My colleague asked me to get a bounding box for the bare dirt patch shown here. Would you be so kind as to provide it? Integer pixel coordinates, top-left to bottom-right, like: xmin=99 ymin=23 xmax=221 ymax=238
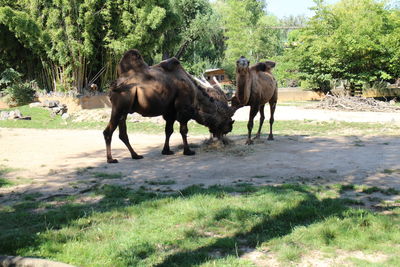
xmin=1 ymin=124 xmax=399 ymax=206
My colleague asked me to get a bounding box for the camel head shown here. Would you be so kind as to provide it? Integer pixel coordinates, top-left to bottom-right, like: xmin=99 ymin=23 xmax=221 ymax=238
xmin=210 ymin=99 xmax=241 ymax=139
xmin=117 ymin=49 xmax=148 ymax=76
xmin=191 ymin=76 xmax=238 ymax=139
xmin=206 ymin=113 xmax=235 ymax=139
xmin=264 ymin=60 xmax=276 ymax=73
xmin=236 ymin=56 xmax=250 ymax=75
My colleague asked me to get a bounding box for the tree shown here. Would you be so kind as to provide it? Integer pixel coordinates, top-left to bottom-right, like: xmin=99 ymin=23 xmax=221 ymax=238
xmin=0 ymin=0 xmax=174 ymax=92
xmin=285 ymin=0 xmax=400 ymax=91
xmin=160 ymin=0 xmax=216 ymax=60
xmin=216 ymin=0 xmax=284 ymax=80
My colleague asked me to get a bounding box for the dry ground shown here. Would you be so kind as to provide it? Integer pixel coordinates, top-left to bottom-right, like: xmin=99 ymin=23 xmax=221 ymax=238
xmin=0 ymin=116 xmax=399 ymax=205
xmin=1 ymin=106 xmax=400 ymax=266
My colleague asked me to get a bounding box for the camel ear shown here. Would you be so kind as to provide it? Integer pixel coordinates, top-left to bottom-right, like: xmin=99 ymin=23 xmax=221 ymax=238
xmin=160 ymin=57 xmax=181 ymax=72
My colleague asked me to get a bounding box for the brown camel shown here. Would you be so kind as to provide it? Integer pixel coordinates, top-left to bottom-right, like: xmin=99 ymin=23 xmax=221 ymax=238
xmin=103 ymin=49 xmax=235 ymax=163
xmin=193 ymin=77 xmax=236 ymax=140
xmin=233 ymin=56 xmax=278 ymax=145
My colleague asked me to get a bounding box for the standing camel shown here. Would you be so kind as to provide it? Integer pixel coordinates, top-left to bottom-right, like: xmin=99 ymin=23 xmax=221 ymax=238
xmin=103 ymin=49 xmax=235 ymax=163
xmin=233 ymin=56 xmax=278 ymax=145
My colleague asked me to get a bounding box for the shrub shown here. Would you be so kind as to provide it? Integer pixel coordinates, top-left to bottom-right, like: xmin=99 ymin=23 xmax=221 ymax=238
xmin=0 ymin=68 xmax=36 ymax=106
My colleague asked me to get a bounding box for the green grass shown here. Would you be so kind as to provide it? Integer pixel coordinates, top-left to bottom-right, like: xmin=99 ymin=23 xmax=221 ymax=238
xmin=92 ymin=172 xmax=124 ymax=179
xmin=1 ymin=105 xmax=400 ymax=136
xmin=359 ymin=186 xmax=400 ymax=195
xmin=145 ymin=180 xmax=177 ymax=186
xmin=0 ymin=184 xmax=399 ymax=266
xmin=383 ymin=169 xmax=400 ymax=174
xmin=0 ymin=165 xmax=18 ymax=188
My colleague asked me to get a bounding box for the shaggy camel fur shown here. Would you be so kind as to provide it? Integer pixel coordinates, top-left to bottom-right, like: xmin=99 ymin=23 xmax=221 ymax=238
xmin=194 ymin=77 xmax=237 ymax=140
xmin=233 ymin=56 xmax=278 ymax=145
xmin=103 ymin=49 xmax=235 ymax=163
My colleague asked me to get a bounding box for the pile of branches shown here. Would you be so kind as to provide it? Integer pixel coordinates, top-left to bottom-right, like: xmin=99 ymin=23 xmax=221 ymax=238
xmin=312 ymin=94 xmax=400 ymax=112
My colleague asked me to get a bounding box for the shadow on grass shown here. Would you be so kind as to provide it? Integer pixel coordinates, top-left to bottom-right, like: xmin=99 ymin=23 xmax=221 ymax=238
xmin=0 ymin=184 xmax=156 ymax=254
xmin=0 ymin=183 xmax=348 ymax=265
xmin=1 ymin=132 xmax=399 ymax=266
xmin=151 ymin=185 xmax=348 ymax=267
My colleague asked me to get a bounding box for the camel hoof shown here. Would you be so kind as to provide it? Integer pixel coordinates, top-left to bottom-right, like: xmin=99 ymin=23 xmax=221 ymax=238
xmin=267 ymin=135 xmax=274 ymax=141
xmin=132 ymin=154 xmax=144 ymax=160
xmin=107 ymin=159 xmax=119 ymax=164
xmin=162 ymin=150 xmax=174 ymax=155
xmin=245 ymin=139 xmax=254 ymax=145
xmin=184 ymin=150 xmax=196 ymax=156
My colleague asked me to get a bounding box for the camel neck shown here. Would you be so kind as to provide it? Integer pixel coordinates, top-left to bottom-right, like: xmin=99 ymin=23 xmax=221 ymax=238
xmin=236 ymin=73 xmax=249 ymax=93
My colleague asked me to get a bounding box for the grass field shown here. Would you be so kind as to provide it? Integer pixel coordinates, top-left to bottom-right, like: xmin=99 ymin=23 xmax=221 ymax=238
xmin=1 ymin=105 xmax=400 ymax=136
xmin=1 ymin=105 xmax=400 ymax=266
xmin=0 ymin=183 xmax=399 ymax=266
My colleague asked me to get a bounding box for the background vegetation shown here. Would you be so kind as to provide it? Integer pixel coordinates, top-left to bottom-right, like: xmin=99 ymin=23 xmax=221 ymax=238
xmin=0 ymin=0 xmax=399 ymax=94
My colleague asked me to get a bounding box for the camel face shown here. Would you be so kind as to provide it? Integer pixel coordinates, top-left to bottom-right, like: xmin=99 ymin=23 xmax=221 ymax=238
xmin=236 ymin=56 xmax=250 ymax=75
xmin=221 ymin=119 xmax=235 ymax=135
xmin=209 ymin=118 xmax=234 ymax=139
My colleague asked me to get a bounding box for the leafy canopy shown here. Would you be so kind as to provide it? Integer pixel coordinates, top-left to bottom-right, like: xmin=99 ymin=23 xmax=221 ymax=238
xmin=285 ymin=0 xmax=400 ymax=90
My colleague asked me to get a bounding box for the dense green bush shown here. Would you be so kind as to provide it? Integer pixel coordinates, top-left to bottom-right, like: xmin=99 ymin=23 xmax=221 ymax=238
xmin=281 ymin=0 xmax=400 ymax=91
xmin=0 ymin=68 xmax=36 ymax=106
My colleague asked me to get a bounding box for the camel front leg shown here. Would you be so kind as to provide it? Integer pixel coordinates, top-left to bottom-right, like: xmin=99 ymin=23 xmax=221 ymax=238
xmin=162 ymin=118 xmax=175 ymax=155
xmin=180 ymin=122 xmax=195 ymax=155
xmin=103 ymin=109 xmax=122 ymax=163
xmin=254 ymin=104 xmax=265 ymax=139
xmin=268 ymin=99 xmax=277 ymax=140
xmin=246 ymin=105 xmax=259 ymax=145
xmin=118 ymin=115 xmax=143 ymax=159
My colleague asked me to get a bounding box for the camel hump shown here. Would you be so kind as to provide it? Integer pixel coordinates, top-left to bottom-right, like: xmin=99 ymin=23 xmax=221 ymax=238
xmin=117 ymin=49 xmax=146 ymax=76
xmin=264 ymin=60 xmax=276 ymax=70
xmin=254 ymin=62 xmax=267 ymax=72
xmin=253 ymin=61 xmax=276 ymax=72
xmin=159 ymin=57 xmax=181 ymax=72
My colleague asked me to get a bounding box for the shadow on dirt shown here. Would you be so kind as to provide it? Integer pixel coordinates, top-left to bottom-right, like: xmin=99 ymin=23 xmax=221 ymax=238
xmin=0 ymin=134 xmax=399 ymax=265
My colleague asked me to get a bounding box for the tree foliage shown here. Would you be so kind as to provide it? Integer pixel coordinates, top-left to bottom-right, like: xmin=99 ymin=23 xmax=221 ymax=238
xmin=0 ymin=0 xmax=224 ymax=91
xmin=285 ymin=0 xmax=400 ymax=91
xmin=2 ymin=0 xmax=398 ymax=95
xmin=0 ymin=68 xmax=36 ymax=106
xmin=216 ymin=0 xmax=286 ymax=80
xmin=0 ymin=0 xmax=175 ymax=92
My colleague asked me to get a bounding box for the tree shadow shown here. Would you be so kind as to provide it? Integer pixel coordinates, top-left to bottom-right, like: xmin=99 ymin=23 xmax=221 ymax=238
xmin=120 ymin=185 xmax=350 ymax=267
xmin=1 ymin=132 xmax=399 ymax=265
xmin=0 ymin=183 xmax=348 ymax=265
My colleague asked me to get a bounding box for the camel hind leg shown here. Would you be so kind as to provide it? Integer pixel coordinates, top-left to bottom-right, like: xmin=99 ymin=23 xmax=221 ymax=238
xmin=254 ymin=104 xmax=265 ymax=139
xmin=103 ymin=109 xmax=122 ymax=163
xmin=118 ymin=114 xmax=143 ymax=159
xmin=180 ymin=121 xmax=195 ymax=155
xmin=246 ymin=105 xmax=259 ymax=145
xmin=268 ymin=93 xmax=277 ymax=141
xmin=162 ymin=114 xmax=176 ymax=155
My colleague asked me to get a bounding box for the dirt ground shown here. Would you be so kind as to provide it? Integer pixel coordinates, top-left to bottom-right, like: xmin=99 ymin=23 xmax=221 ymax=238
xmin=1 ymin=106 xmax=400 ymax=205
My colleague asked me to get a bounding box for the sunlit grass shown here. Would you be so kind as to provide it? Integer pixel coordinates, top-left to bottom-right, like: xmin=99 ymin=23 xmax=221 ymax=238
xmin=1 ymin=105 xmax=400 ymax=136
xmin=1 ymin=184 xmax=399 ymax=266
